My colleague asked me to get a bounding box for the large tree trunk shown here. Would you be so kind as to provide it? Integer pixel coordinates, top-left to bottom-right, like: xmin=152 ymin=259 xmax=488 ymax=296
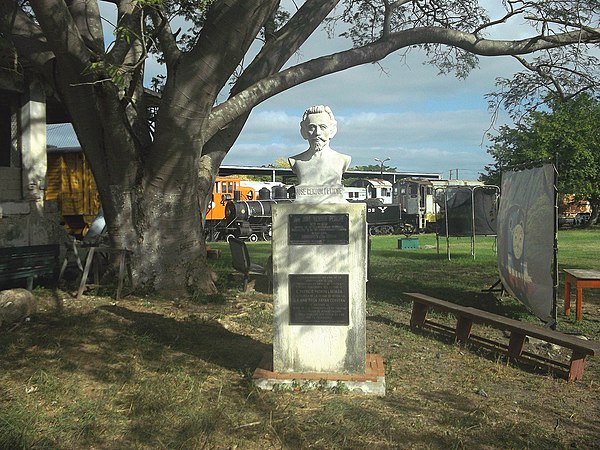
xmin=90 ymin=135 xmax=217 ymax=297
xmin=92 ymin=110 xmax=218 ymax=297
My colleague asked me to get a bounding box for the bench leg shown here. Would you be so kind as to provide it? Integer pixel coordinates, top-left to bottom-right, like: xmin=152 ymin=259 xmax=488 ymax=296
xmin=508 ymin=332 xmax=526 ymax=358
xmin=59 ymin=256 xmax=69 ymax=282
xmin=568 ymin=351 xmax=587 ymax=381
xmin=410 ymin=302 xmax=428 ymax=329
xmin=455 ymin=316 xmax=473 ymax=341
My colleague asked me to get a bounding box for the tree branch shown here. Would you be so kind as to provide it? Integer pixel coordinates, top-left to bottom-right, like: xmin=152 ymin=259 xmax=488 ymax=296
xmin=147 ymin=5 xmax=181 ymax=69
xmin=208 ymin=25 xmax=600 ymax=137
xmin=513 ymin=54 xmax=566 ymax=100
xmin=106 ymin=0 xmax=143 ymax=67
xmin=383 ymin=0 xmax=412 ymax=37
xmin=29 ymin=0 xmax=92 ymax=69
xmin=184 ymin=1 xmax=280 ymax=90
xmin=66 ymin=0 xmax=104 ymax=54
xmin=200 ymin=0 xmax=340 ymax=171
xmin=0 ymin=0 xmax=55 ymax=69
xmin=231 ymin=0 xmax=340 ymax=96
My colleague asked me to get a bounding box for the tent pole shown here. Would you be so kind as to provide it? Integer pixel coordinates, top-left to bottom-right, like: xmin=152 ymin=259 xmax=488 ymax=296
xmin=471 ymin=186 xmax=476 ymax=259
xmin=552 ymin=163 xmax=559 ymax=328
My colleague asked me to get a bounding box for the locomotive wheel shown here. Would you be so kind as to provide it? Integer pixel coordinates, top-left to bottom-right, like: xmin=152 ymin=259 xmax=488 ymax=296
xmin=248 ymin=233 xmax=259 ymax=242
xmin=262 ymin=232 xmax=271 ymax=241
xmin=368 ymin=226 xmax=378 ymax=236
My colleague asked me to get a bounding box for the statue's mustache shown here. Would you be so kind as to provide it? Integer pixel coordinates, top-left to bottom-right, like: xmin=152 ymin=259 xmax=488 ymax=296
xmin=311 ymin=139 xmax=325 ymax=151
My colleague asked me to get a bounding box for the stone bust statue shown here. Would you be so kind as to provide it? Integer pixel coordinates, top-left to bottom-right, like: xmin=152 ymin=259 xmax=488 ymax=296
xmin=288 ymin=105 xmax=351 ymax=187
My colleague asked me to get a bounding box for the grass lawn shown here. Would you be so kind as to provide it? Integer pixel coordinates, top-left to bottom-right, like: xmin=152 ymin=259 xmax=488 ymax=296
xmin=1 ymin=229 xmax=599 ymax=449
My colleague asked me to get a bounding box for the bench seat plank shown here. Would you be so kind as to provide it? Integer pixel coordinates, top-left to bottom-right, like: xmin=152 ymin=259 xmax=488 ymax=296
xmin=404 ymin=292 xmax=600 ymax=381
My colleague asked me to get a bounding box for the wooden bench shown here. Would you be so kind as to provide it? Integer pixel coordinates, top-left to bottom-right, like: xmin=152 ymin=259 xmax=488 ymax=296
xmin=405 ymin=292 xmax=600 ymax=381
xmin=0 ymin=245 xmax=60 ymax=290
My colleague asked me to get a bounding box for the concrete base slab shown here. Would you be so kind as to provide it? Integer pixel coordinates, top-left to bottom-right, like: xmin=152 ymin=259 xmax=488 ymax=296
xmin=253 ymin=353 xmax=385 ymax=396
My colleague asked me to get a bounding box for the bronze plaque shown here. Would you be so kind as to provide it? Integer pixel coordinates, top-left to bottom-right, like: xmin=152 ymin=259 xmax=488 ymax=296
xmin=288 ymin=214 xmax=349 ymax=245
xmin=289 ymin=274 xmax=349 ymax=325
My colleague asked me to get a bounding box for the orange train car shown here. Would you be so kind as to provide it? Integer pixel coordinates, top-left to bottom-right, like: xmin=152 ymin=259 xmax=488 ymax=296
xmin=206 ymin=176 xmax=256 ymax=224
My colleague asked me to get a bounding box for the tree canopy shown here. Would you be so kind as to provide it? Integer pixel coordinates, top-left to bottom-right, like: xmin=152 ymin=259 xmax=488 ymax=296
xmin=351 ymin=164 xmax=397 ymax=173
xmin=1 ymin=0 xmax=599 ymax=296
xmin=482 ymin=94 xmax=600 ymax=225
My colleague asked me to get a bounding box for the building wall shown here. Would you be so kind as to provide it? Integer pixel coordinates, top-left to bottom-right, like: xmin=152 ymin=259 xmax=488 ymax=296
xmin=0 ymin=82 xmax=69 ymax=247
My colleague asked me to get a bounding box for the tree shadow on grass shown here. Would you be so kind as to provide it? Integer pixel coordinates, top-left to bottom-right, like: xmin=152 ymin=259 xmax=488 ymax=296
xmin=98 ymin=305 xmax=270 ymax=372
xmin=1 ymin=303 xmax=270 ymax=383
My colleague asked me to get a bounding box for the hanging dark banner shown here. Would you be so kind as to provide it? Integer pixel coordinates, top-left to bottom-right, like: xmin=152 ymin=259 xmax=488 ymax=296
xmin=497 ymin=165 xmax=555 ymax=323
xmin=438 ymin=186 xmax=498 ymax=237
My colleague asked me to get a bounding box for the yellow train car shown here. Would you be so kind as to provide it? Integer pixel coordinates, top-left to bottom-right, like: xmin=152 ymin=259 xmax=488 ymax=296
xmin=46 ymin=147 xmax=101 ymax=238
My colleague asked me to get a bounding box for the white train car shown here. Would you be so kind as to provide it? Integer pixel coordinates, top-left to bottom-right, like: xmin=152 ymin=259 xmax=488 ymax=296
xmin=350 ymin=179 xmax=393 ymax=204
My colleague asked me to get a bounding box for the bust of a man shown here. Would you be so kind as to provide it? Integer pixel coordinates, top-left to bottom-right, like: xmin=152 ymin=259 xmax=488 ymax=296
xmin=289 ymin=105 xmax=351 ymax=186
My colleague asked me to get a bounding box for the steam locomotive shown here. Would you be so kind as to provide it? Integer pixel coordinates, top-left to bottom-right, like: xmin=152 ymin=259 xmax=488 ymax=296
xmin=210 ymin=197 xmax=411 ymax=241
xmin=208 ymin=177 xmax=492 ymax=241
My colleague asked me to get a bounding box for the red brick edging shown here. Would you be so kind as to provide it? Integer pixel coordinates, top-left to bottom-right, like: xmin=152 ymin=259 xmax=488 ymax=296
xmin=253 ymin=354 xmax=384 ymax=382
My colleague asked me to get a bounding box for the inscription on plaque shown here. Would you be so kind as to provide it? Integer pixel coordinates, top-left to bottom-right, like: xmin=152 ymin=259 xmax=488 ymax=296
xmin=289 ymin=274 xmax=349 ymax=325
xmin=288 ymin=214 xmax=349 ymax=245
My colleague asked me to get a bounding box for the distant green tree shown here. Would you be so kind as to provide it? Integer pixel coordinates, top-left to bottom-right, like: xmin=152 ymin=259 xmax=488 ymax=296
xmin=482 ymin=94 xmax=600 ymax=226
xmin=351 ymin=164 xmax=397 ymax=173
xmin=258 ymin=157 xmax=295 ymax=184
xmin=344 ymin=164 xmax=398 ymax=186
xmin=269 ymin=157 xmax=291 ymax=169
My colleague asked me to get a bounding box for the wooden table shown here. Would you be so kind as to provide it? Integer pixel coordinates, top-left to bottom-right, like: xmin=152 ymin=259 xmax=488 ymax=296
xmin=564 ymin=269 xmax=600 ymax=321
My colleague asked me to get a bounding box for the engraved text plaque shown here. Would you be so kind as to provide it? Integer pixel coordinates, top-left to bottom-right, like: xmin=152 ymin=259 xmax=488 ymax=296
xmin=288 ymin=214 xmax=349 ymax=245
xmin=289 ymin=274 xmax=349 ymax=325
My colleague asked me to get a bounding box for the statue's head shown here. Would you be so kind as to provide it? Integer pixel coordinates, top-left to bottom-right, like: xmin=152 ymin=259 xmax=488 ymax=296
xmin=300 ymin=105 xmax=337 ymax=150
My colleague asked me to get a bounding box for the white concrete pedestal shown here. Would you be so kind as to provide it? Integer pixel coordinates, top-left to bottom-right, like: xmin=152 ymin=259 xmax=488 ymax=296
xmin=271 ymin=202 xmax=367 ymax=374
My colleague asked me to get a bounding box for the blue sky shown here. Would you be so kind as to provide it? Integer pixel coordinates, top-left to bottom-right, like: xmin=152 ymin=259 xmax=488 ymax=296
xmin=47 ymin=1 xmax=527 ymax=180
xmin=223 ymin=46 xmax=521 ymax=179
